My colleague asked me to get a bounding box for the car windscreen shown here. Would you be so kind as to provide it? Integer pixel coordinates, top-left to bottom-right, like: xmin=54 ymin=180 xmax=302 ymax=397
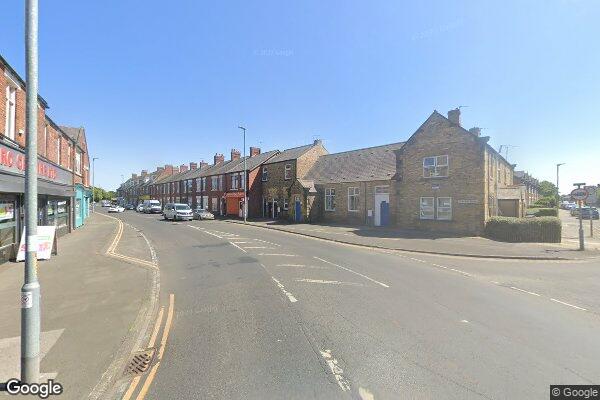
xmin=175 ymin=205 xmax=190 ymax=210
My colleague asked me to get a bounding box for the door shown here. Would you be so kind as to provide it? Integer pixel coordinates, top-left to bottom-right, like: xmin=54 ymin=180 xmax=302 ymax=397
xmin=380 ymin=201 xmax=390 ymax=226
xmin=374 ymin=193 xmax=390 ymax=226
xmin=295 ymin=198 xmax=302 ymax=222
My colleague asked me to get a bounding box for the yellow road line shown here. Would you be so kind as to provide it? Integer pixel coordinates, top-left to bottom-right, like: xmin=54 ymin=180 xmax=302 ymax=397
xmin=134 ymin=362 xmax=160 ymax=400
xmin=158 ymin=294 xmax=175 ymax=360
xmin=148 ymin=307 xmax=165 ymax=348
xmin=121 ymin=376 xmax=141 ymax=400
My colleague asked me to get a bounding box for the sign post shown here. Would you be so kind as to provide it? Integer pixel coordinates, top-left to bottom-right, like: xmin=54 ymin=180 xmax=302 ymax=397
xmin=571 ymin=184 xmax=588 ymax=251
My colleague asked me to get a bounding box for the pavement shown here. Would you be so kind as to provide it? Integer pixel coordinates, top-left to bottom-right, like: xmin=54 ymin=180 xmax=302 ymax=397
xmin=221 ymin=216 xmax=600 ymax=260
xmin=105 ymin=209 xmax=600 ymax=400
xmin=0 ymin=212 xmax=158 ymax=400
xmin=559 ymin=209 xmax=600 ymax=251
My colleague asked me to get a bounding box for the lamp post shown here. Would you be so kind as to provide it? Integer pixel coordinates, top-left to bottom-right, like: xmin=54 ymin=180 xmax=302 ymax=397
xmin=92 ymin=157 xmax=99 ymax=212
xmin=238 ymin=126 xmax=247 ymax=223
xmin=22 ymin=0 xmax=40 ymax=383
xmin=556 ymin=163 xmax=564 ymax=213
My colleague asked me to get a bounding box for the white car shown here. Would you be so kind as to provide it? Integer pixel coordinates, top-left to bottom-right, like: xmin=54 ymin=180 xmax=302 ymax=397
xmin=136 ymin=204 xmax=145 ymax=212
xmin=108 ymin=205 xmax=125 ymax=213
xmin=193 ymin=207 xmax=215 ymax=220
xmin=163 ymin=203 xmax=193 ymax=221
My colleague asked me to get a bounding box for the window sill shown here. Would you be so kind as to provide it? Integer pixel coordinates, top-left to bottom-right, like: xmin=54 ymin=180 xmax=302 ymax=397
xmin=421 ymin=176 xmax=449 ymax=180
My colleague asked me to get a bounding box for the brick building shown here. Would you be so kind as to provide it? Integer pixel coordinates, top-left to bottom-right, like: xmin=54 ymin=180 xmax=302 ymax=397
xmin=513 ymin=171 xmax=540 ymax=206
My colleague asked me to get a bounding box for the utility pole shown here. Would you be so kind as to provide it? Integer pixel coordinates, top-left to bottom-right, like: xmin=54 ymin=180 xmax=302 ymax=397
xmin=238 ymin=126 xmax=247 ymax=223
xmin=92 ymin=157 xmax=99 ymax=212
xmin=22 ymin=0 xmax=40 ymax=383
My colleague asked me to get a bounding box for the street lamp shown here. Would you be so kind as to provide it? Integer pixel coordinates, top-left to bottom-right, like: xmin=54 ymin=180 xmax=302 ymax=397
xmin=92 ymin=157 xmax=99 ymax=212
xmin=238 ymin=126 xmax=247 ymax=223
xmin=556 ymin=163 xmax=564 ymax=213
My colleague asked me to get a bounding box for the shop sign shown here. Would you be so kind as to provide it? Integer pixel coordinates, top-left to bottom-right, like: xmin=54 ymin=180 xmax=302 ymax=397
xmin=0 ymin=141 xmax=71 ymax=185
xmin=16 ymin=226 xmax=57 ymax=261
xmin=0 ymin=202 xmax=14 ymax=221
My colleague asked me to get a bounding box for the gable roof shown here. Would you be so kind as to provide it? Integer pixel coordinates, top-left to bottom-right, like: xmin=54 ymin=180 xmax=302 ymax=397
xmin=227 ymin=150 xmax=279 ymax=173
xmin=264 ymin=142 xmax=321 ymax=164
xmin=305 ymin=142 xmax=404 ymax=184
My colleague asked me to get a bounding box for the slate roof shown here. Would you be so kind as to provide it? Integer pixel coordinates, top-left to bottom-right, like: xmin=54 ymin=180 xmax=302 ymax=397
xmin=305 ymin=142 xmax=404 ymax=184
xmin=264 ymin=143 xmax=318 ymax=164
xmin=227 ymin=150 xmax=279 ymax=173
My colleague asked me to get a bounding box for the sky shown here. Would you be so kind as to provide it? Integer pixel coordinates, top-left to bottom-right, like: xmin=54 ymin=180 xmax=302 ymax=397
xmin=1 ymin=0 xmax=598 ymax=193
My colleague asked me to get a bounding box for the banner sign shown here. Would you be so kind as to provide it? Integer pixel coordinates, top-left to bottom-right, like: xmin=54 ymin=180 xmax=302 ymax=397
xmin=16 ymin=226 xmax=57 ymax=261
xmin=0 ymin=141 xmax=72 ymax=185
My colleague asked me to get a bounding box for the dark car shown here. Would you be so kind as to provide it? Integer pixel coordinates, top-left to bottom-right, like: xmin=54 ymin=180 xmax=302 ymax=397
xmin=125 ymin=204 xmax=135 ymax=210
xmin=580 ymin=207 xmax=599 ymax=220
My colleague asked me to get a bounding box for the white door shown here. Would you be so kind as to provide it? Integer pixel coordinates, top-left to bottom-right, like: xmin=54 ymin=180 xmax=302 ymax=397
xmin=374 ymin=186 xmax=390 ymax=227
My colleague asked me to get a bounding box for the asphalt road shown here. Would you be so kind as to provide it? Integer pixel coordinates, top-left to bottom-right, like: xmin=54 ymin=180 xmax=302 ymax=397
xmin=111 ymin=210 xmax=600 ymax=400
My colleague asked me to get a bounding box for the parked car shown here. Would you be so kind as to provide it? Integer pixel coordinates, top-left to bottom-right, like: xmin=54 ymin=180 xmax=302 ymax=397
xmin=193 ymin=207 xmax=215 ymax=220
xmin=108 ymin=205 xmax=125 ymax=213
xmin=125 ymin=204 xmax=135 ymax=210
xmin=163 ymin=203 xmax=193 ymax=221
xmin=136 ymin=204 xmax=145 ymax=212
xmin=142 ymin=199 xmax=162 ymax=214
xmin=101 ymin=200 xmax=111 ymax=207
xmin=580 ymin=207 xmax=599 ymax=220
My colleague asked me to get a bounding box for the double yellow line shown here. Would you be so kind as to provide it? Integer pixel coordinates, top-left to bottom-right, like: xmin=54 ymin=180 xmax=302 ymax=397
xmin=122 ymin=293 xmax=175 ymax=400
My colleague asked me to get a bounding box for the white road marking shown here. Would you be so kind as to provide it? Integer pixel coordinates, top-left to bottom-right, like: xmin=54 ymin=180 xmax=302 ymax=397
xmin=550 ymin=298 xmax=587 ymax=311
xmin=230 ymin=241 xmax=252 ymax=244
xmin=449 ymin=268 xmax=472 ymax=277
xmin=254 ymin=239 xmax=281 ymax=246
xmin=461 ymin=320 xmax=469 ymax=323
xmin=295 ymin=278 xmax=363 ymax=286
xmin=242 ymin=246 xmax=275 ymax=249
xmin=510 ymin=286 xmax=541 ymax=296
xmin=258 ymin=253 xmax=298 ymax=257
xmin=491 ymin=281 xmax=501 ymax=285
xmin=187 ymin=225 xmax=224 ymax=239
xmin=228 ymin=241 xmax=247 ymax=253
xmin=431 ymin=263 xmax=448 ymax=269
xmin=320 ymin=349 xmax=351 ymax=392
xmin=314 ymin=256 xmax=389 ymax=288
xmin=275 ymin=264 xmax=327 ymax=269
xmin=271 ymin=277 xmax=298 ymax=303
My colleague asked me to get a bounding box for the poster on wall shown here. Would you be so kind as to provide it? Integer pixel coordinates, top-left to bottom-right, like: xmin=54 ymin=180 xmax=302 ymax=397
xmin=16 ymin=226 xmax=57 ymax=262
xmin=0 ymin=202 xmax=14 ymax=221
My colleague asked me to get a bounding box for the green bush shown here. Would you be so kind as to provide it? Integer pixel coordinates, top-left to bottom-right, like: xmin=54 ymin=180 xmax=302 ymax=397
xmin=532 ymin=196 xmax=556 ymax=208
xmin=485 ymin=216 xmax=561 ymax=243
xmin=527 ymin=207 xmax=557 ymax=217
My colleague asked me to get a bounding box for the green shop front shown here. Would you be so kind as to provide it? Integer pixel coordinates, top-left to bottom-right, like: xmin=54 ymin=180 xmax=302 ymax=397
xmin=0 ymin=140 xmax=74 ymax=264
xmin=74 ymin=183 xmax=92 ymax=228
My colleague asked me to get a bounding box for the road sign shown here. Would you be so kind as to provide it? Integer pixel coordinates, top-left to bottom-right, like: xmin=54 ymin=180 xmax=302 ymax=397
xmin=571 ymin=188 xmax=589 ymax=201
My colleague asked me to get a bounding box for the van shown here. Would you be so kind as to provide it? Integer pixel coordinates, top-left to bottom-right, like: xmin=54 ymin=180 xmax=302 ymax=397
xmin=143 ymin=199 xmax=162 ymax=214
xmin=163 ymin=203 xmax=193 ymax=221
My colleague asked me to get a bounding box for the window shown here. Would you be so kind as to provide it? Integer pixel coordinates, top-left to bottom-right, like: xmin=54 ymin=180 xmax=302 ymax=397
xmin=325 ymin=188 xmax=335 ymax=211
xmin=201 ymin=177 xmax=206 ymax=191
xmin=67 ymin=145 xmax=72 ymax=170
xmin=262 ymin=166 xmax=268 ymax=181
xmin=348 ymin=187 xmax=359 ymax=211
xmin=283 ymin=198 xmax=289 ymax=210
xmin=218 ymin=175 xmax=223 ymax=191
xmin=211 ymin=176 xmax=219 ymax=191
xmin=420 ymin=197 xmax=435 ymax=219
xmin=284 ymin=164 xmax=292 ymax=180
xmin=56 ymin=137 xmax=61 ymax=165
xmin=240 ymin=173 xmax=245 ymax=190
xmin=437 ymin=197 xmax=452 ymax=220
xmin=423 ymin=155 xmax=449 ymax=178
xmin=232 ymin=174 xmax=239 ymax=190
xmin=43 ymin=125 xmax=48 ymax=156
xmin=75 ymin=150 xmax=82 ymax=174
xmin=4 ymin=85 xmax=16 ymax=140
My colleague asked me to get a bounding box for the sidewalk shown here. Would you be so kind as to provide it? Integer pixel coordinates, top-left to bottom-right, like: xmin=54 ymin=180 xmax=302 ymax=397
xmin=223 ymin=218 xmax=600 ymax=260
xmin=0 ymin=213 xmax=157 ymax=400
xmin=559 ymin=209 xmax=600 ymax=251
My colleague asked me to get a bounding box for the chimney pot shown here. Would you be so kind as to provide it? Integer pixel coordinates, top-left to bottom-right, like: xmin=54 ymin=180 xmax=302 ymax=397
xmin=190 ymin=162 xmax=198 ymax=170
xmin=231 ymin=148 xmax=241 ymax=161
xmin=448 ymin=108 xmax=461 ymax=126
xmin=180 ymin=164 xmax=189 ymax=173
xmin=313 ymin=139 xmax=322 ymax=145
xmin=214 ymin=153 xmax=224 ymax=165
xmin=250 ymin=147 xmax=261 ymax=157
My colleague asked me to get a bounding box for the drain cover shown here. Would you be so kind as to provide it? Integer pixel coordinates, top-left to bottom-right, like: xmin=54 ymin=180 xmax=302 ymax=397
xmin=123 ymin=349 xmax=155 ymax=376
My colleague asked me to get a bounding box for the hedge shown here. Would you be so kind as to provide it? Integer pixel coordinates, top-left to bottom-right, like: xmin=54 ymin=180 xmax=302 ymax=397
xmin=484 ymin=216 xmax=561 ymax=243
xmin=526 ymin=207 xmax=558 ymax=217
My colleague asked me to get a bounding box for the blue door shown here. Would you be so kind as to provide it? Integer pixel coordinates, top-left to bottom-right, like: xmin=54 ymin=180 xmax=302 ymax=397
xmin=380 ymin=201 xmax=390 ymax=226
xmin=295 ymin=201 xmax=302 ymax=222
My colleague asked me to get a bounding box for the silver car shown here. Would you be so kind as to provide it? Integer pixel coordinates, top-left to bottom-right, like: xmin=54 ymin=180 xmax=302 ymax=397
xmin=193 ymin=207 xmax=215 ymax=220
xmin=163 ymin=203 xmax=193 ymax=221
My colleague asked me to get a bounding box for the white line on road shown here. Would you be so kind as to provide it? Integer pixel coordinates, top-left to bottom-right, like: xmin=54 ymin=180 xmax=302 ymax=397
xmin=258 ymin=253 xmax=298 ymax=257
xmin=295 ymin=278 xmax=363 ymax=286
xmin=254 ymin=239 xmax=281 ymax=246
xmin=242 ymin=246 xmax=275 ymax=249
xmin=314 ymin=256 xmax=390 ymax=288
xmin=229 ymin=241 xmax=247 ymax=253
xmin=271 ymin=277 xmax=298 ymax=303
xmin=320 ymin=349 xmax=350 ymax=392
xmin=275 ymin=264 xmax=327 ymax=269
xmin=550 ymin=298 xmax=587 ymax=311
xmin=510 ymin=286 xmax=541 ymax=296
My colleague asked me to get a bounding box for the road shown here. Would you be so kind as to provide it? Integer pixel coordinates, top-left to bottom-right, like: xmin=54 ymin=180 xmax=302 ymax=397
xmin=109 ymin=210 xmax=600 ymax=400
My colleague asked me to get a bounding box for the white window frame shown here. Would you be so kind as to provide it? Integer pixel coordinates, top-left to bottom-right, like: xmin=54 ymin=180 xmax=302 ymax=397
xmin=211 ymin=176 xmax=218 ymax=191
xmin=262 ymin=166 xmax=268 ymax=181
xmin=347 ymin=187 xmax=359 ymax=212
xmin=284 ymin=164 xmax=292 ymax=180
xmin=283 ymin=198 xmax=289 ymax=211
xmin=436 ymin=197 xmax=452 ymax=220
xmin=43 ymin=124 xmax=48 ymax=156
xmin=240 ymin=172 xmax=245 ymax=190
xmin=423 ymin=155 xmax=449 ymax=178
xmin=4 ymin=85 xmax=17 ymax=141
xmin=67 ymin=145 xmax=72 ymax=170
xmin=56 ymin=136 xmax=61 ymax=164
xmin=75 ymin=150 xmax=82 ymax=175
xmin=232 ymin=174 xmax=238 ymax=190
xmin=420 ymin=197 xmax=435 ymax=220
xmin=325 ymin=188 xmax=335 ymax=211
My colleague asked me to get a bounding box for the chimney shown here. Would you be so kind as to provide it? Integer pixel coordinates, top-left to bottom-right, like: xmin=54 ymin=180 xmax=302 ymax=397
xmin=214 ymin=153 xmax=224 ymax=165
xmin=447 ymin=108 xmax=461 ymax=126
xmin=250 ymin=147 xmax=261 ymax=157
xmin=164 ymin=164 xmax=174 ymax=175
xmin=231 ymin=148 xmax=241 ymax=161
xmin=156 ymin=166 xmax=164 ymax=172
xmin=173 ymin=166 xmax=180 ymax=173
xmin=199 ymin=161 xmax=209 ymax=169
xmin=131 ymin=173 xmax=137 ymax=179
xmin=468 ymin=127 xmax=481 ymax=136
xmin=180 ymin=164 xmax=189 ymax=173
xmin=189 ymin=162 xmax=198 ymax=170
xmin=313 ymin=139 xmax=322 ymax=146
xmin=141 ymin=170 xmax=148 ymax=177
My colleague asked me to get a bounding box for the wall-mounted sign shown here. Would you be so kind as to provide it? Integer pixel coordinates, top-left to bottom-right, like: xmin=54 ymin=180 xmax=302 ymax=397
xmin=0 ymin=141 xmax=72 ymax=185
xmin=431 ymin=184 xmax=440 ymax=190
xmin=458 ymin=199 xmax=479 ymax=204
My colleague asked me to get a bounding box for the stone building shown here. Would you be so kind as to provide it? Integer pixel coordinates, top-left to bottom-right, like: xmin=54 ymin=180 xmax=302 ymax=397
xmin=513 ymin=171 xmax=540 ymax=207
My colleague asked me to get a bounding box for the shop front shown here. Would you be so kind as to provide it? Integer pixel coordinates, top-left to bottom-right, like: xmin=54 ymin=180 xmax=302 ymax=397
xmin=225 ymin=192 xmax=245 ymax=217
xmin=0 ymin=140 xmax=74 ymax=264
xmin=74 ymin=184 xmax=92 ymax=228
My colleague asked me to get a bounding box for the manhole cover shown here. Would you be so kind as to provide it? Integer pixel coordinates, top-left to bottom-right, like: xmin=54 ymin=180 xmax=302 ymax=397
xmin=123 ymin=349 xmax=155 ymax=376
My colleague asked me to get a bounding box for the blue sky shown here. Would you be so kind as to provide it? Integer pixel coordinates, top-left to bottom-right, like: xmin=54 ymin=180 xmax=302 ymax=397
xmin=1 ymin=0 xmax=598 ymax=193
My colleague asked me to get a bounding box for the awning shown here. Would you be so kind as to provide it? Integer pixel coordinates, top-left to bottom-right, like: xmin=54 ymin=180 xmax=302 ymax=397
xmin=0 ymin=173 xmax=74 ymax=197
xmin=224 ymin=192 xmax=245 ymax=199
